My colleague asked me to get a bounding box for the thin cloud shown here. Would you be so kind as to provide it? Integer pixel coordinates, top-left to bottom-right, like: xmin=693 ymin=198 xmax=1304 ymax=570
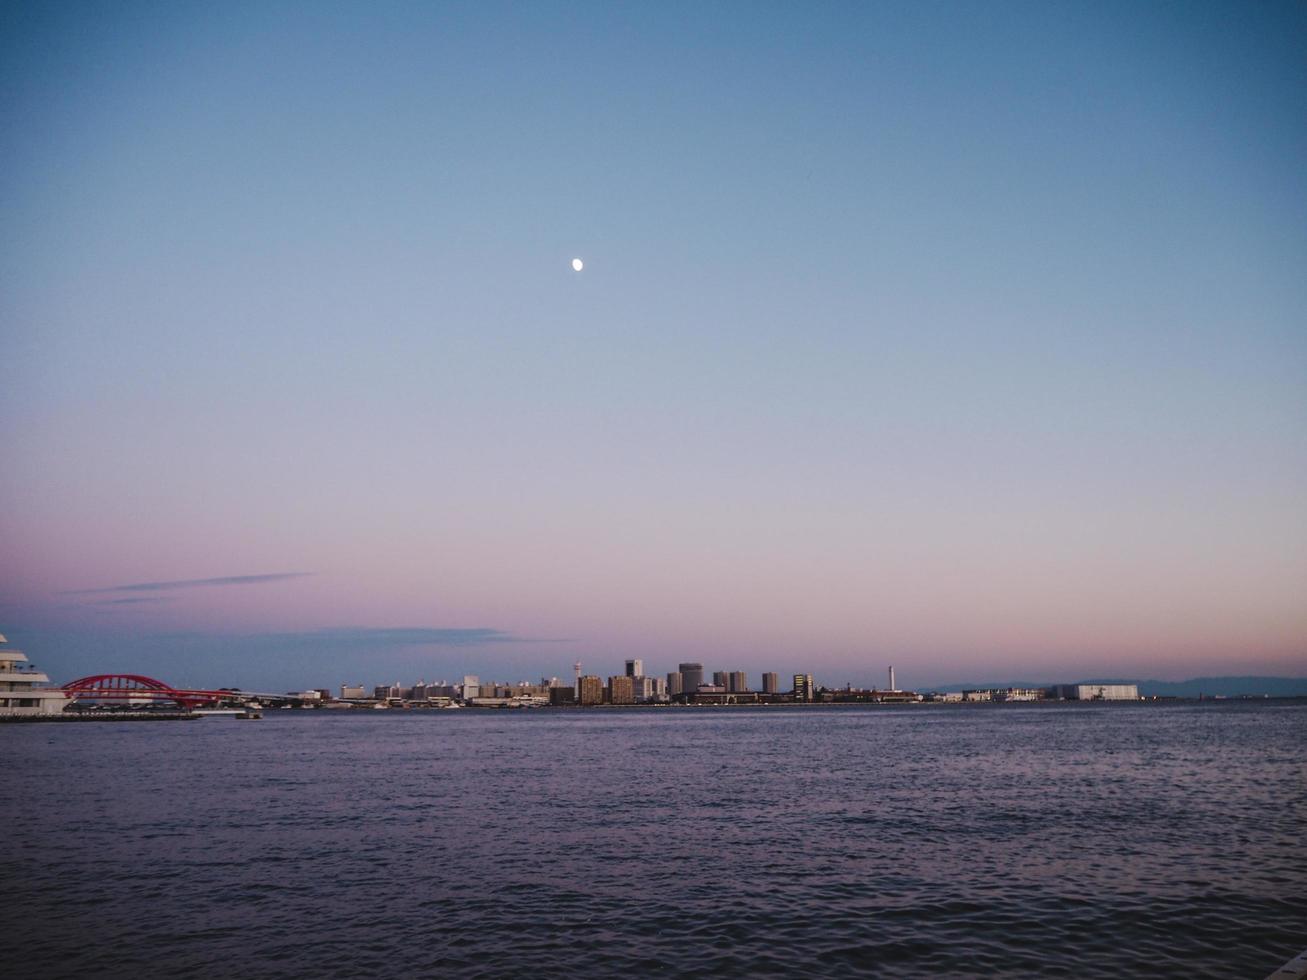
xmin=92 ymin=597 xmax=175 ymax=606
xmin=154 ymin=626 xmax=544 ymax=650
xmin=263 ymin=627 xmax=523 ymax=648
xmin=63 ymin=573 xmax=312 ymax=596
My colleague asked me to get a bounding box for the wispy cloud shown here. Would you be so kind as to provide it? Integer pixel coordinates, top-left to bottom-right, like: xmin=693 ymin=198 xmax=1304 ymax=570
xmin=150 ymin=626 xmax=566 ymax=653
xmin=92 ymin=597 xmax=175 ymax=606
xmin=257 ymin=627 xmax=523 ymax=648
xmin=63 ymin=573 xmax=312 ymax=596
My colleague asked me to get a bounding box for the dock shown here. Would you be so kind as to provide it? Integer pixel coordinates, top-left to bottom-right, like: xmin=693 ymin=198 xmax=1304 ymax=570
xmin=1267 ymin=948 xmax=1307 ymax=980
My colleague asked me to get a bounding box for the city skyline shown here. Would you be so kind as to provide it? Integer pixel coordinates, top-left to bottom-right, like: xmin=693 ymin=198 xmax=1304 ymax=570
xmin=2 ymin=3 xmax=1305 ymax=692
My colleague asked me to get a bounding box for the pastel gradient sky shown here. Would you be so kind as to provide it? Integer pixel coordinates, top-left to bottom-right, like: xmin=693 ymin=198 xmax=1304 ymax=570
xmin=2 ymin=1 xmax=1304 ymax=691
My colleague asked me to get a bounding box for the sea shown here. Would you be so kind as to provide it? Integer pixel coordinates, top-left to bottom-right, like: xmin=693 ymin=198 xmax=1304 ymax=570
xmin=4 ymin=701 xmax=1305 ymax=978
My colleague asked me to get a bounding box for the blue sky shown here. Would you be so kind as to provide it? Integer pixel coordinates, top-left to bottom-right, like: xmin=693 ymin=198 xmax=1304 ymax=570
xmin=1 ymin=1 xmax=1304 ymax=690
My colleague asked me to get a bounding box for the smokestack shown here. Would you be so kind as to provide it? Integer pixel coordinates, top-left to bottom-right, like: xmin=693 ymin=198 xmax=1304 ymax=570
xmin=889 ymin=665 xmax=896 ymax=691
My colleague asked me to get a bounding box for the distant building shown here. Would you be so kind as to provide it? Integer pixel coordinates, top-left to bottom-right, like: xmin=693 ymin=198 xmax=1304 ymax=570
xmin=1052 ymin=684 xmax=1139 ymax=701
xmin=728 ymin=671 xmax=748 ymax=693
xmin=762 ymin=672 xmax=779 ymax=694
xmin=830 ymin=687 xmax=922 ymax=703
xmin=461 ymin=675 xmax=481 ymax=700
xmin=578 ymin=675 xmax=605 ymax=705
xmin=690 ymin=689 xmax=761 ymax=705
xmin=995 ymin=688 xmax=1043 ymax=702
xmin=793 ymin=674 xmax=815 ymax=703
xmin=679 ymin=663 xmax=704 ymax=692
xmin=625 ymin=659 xmax=643 ymax=678
xmin=713 ymin=670 xmax=728 ymax=689
xmin=608 ymin=675 xmax=635 ymax=705
xmin=549 ymin=686 xmax=576 ymax=706
xmin=962 ymin=690 xmax=992 ymax=702
xmin=340 ymin=684 xmax=366 ymax=700
xmin=667 ymin=671 xmax=684 ymax=697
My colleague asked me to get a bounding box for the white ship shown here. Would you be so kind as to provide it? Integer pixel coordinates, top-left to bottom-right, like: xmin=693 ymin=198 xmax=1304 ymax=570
xmin=0 ymin=633 xmax=68 ymax=717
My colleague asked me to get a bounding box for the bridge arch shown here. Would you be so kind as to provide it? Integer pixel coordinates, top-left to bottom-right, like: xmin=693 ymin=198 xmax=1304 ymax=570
xmin=61 ymin=674 xmax=211 ymax=709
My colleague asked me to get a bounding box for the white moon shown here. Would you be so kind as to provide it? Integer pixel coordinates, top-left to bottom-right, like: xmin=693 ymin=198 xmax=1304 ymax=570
xmin=571 ymin=258 xmax=584 ymax=272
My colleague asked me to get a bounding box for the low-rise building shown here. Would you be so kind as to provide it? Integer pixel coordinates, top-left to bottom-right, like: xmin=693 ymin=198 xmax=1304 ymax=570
xmin=0 ymin=635 xmax=67 ymax=716
xmin=549 ymin=686 xmax=577 ymax=706
xmin=1051 ymin=684 xmax=1139 ymax=701
xmin=689 ymin=690 xmax=761 ymax=705
xmin=995 ymin=688 xmax=1043 ymax=702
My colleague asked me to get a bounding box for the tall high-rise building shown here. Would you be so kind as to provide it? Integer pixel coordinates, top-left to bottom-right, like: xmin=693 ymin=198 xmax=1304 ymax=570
xmin=679 ymin=663 xmax=704 ymax=691
xmin=728 ymin=671 xmax=748 ymax=692
xmin=888 ymin=665 xmax=897 ymax=691
xmin=761 ymin=672 xmax=779 ymax=694
xmin=713 ymin=670 xmax=728 ymax=688
xmin=793 ymin=673 xmax=814 ymax=703
xmin=667 ymin=671 xmax=684 ymax=697
xmin=625 ymin=659 xmax=643 ymax=678
xmin=578 ymin=675 xmax=605 ymax=705
xmin=608 ymin=675 xmax=635 ymax=705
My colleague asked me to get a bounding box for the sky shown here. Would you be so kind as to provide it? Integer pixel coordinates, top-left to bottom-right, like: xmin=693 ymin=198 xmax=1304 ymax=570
xmin=1 ymin=1 xmax=1304 ymax=692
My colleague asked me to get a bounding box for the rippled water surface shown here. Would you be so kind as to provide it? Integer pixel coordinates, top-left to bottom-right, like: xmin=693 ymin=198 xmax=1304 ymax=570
xmin=5 ymin=702 xmax=1305 ymax=978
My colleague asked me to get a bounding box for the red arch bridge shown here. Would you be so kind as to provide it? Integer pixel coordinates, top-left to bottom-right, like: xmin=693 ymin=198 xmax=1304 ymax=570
xmin=60 ymin=674 xmax=299 ymax=709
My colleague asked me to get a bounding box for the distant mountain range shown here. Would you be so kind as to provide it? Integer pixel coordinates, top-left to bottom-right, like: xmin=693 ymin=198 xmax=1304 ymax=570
xmin=923 ymin=676 xmax=1307 ymax=697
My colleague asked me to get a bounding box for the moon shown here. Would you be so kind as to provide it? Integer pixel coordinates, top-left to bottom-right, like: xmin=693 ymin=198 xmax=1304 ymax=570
xmin=571 ymin=258 xmax=584 ymax=272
